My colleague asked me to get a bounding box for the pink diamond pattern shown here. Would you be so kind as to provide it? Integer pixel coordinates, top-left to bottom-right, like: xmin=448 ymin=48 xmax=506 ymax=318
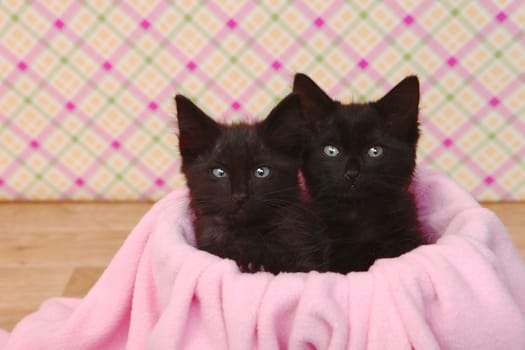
xmin=0 ymin=1 xmax=523 ymax=200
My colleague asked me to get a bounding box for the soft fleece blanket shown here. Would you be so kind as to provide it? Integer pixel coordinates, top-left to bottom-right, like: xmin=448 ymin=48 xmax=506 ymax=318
xmin=1 ymin=169 xmax=525 ymax=350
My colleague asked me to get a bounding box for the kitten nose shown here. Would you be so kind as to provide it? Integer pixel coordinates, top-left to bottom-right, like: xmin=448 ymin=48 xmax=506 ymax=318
xmin=344 ymin=169 xmax=359 ymax=182
xmin=232 ymin=192 xmax=248 ymax=205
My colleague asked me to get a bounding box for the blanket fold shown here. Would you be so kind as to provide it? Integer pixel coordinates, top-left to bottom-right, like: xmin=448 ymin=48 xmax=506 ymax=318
xmin=1 ymin=169 xmax=525 ymax=350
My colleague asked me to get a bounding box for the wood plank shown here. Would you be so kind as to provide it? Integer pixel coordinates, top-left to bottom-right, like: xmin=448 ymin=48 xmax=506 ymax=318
xmin=0 ymin=267 xmax=73 ymax=330
xmin=0 ymin=202 xmax=151 ymax=267
xmin=62 ymin=267 xmax=105 ymax=298
xmin=483 ymin=202 xmax=525 ymax=258
xmin=0 ymin=202 xmax=151 ymax=331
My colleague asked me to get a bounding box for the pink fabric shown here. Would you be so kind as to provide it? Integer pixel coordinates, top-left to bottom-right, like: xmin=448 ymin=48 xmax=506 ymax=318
xmin=1 ymin=169 xmax=525 ymax=349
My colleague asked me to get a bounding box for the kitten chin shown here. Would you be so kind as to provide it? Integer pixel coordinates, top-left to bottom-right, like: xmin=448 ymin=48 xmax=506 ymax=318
xmin=175 ymin=93 xmax=325 ymax=274
xmin=293 ymin=73 xmax=424 ymax=273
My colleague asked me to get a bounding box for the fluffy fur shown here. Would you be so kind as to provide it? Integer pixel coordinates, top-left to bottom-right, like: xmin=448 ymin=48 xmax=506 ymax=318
xmin=293 ymin=73 xmax=424 ymax=273
xmin=176 ymin=93 xmax=324 ymax=273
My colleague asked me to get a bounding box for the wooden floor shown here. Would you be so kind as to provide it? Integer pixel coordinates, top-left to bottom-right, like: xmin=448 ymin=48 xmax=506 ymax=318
xmin=0 ymin=201 xmax=524 ymax=331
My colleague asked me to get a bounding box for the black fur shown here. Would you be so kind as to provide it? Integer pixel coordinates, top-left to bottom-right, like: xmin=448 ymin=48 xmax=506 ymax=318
xmin=176 ymin=93 xmax=324 ymax=273
xmin=293 ymin=73 xmax=423 ymax=273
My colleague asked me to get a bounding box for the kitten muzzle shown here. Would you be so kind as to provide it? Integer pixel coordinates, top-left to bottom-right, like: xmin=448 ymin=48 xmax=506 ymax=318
xmin=344 ymin=169 xmax=359 ymax=183
xmin=232 ymin=192 xmax=248 ymax=206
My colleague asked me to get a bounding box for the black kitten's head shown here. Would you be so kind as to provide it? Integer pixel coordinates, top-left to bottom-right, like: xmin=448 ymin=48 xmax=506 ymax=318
xmin=176 ymin=93 xmax=307 ymax=223
xmin=293 ymin=73 xmax=420 ymax=203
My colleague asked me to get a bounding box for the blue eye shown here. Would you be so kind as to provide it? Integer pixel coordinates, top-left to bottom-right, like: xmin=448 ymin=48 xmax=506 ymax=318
xmin=212 ymin=167 xmax=227 ymax=178
xmin=254 ymin=166 xmax=270 ymax=178
xmin=323 ymin=145 xmax=340 ymax=157
xmin=368 ymin=146 xmax=383 ymax=158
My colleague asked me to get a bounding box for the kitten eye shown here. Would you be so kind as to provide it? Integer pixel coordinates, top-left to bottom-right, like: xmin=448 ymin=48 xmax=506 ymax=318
xmin=323 ymin=145 xmax=340 ymax=157
xmin=211 ymin=167 xmax=227 ymax=178
xmin=254 ymin=166 xmax=271 ymax=178
xmin=368 ymin=146 xmax=384 ymax=158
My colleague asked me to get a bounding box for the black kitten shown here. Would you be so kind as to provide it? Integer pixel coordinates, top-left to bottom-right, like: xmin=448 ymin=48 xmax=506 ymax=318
xmin=176 ymin=93 xmax=324 ymax=274
xmin=293 ymin=73 xmax=423 ymax=273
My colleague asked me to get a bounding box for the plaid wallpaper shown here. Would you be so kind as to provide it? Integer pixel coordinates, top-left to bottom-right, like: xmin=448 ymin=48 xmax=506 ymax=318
xmin=0 ymin=1 xmax=523 ymax=200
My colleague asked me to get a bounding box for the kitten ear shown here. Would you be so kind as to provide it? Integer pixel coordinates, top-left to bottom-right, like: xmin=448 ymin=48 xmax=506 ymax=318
xmin=375 ymin=75 xmax=420 ymax=142
xmin=175 ymin=95 xmax=221 ymax=164
xmin=259 ymin=93 xmax=307 ymax=156
xmin=292 ymin=73 xmax=334 ymax=128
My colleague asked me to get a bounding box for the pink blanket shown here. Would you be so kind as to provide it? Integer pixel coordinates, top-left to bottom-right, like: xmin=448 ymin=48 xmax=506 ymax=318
xmin=2 ymin=169 xmax=525 ymax=349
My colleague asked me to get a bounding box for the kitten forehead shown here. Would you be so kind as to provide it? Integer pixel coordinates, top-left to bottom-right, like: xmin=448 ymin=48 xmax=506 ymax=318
xmin=324 ymin=103 xmax=383 ymax=145
xmin=213 ymin=124 xmax=265 ymax=161
xmin=336 ymin=103 xmax=379 ymax=122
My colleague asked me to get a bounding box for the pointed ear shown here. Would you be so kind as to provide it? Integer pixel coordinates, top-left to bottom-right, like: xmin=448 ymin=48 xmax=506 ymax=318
xmin=374 ymin=75 xmax=420 ymax=142
xmin=259 ymin=93 xmax=307 ymax=156
xmin=292 ymin=73 xmax=334 ymax=128
xmin=175 ymin=95 xmax=221 ymax=164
